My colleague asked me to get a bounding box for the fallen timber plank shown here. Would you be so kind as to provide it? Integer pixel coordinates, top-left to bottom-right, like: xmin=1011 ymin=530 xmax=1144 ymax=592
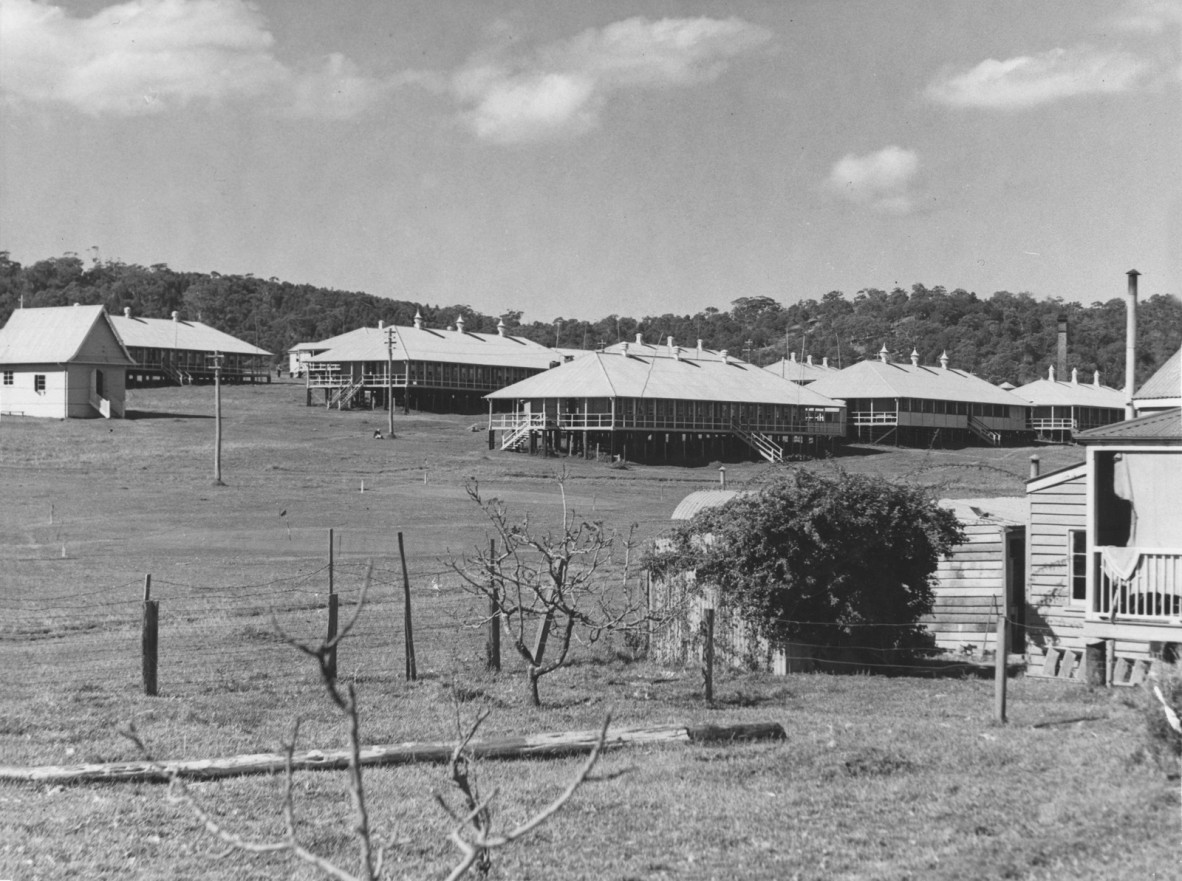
xmin=0 ymin=722 xmax=786 ymax=786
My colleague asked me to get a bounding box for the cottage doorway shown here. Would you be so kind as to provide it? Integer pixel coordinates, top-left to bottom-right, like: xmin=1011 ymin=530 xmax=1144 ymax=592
xmin=1006 ymin=530 xmax=1026 ymax=651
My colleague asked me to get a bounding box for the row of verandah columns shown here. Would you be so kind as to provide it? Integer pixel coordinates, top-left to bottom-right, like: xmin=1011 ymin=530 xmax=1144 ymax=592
xmin=490 ymin=425 xmax=835 ymax=464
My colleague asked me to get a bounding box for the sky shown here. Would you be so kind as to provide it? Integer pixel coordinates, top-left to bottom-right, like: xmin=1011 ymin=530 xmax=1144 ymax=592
xmin=1 ymin=0 xmax=1180 ymax=322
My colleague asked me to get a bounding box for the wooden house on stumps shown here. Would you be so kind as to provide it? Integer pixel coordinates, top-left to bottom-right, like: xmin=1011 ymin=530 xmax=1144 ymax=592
xmin=806 ymin=345 xmax=1030 ymax=447
xmin=1012 ymin=366 xmax=1125 ymax=443
xmin=0 ymin=305 xmax=134 ymax=419
xmin=1025 ymin=409 xmax=1182 ymax=684
xmin=484 ymin=336 xmax=846 ymax=464
xmin=303 ymin=313 xmax=563 ymax=415
xmin=111 ymin=308 xmax=272 ymax=386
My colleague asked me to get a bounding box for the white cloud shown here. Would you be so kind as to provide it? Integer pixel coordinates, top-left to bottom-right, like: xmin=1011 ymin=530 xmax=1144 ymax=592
xmin=0 ymin=0 xmax=412 ymax=117
xmin=452 ymin=16 xmax=773 ymax=145
xmin=925 ymin=46 xmax=1151 ymax=110
xmin=826 ymin=146 xmax=919 ymax=215
xmin=1110 ymin=0 xmax=1182 ymax=34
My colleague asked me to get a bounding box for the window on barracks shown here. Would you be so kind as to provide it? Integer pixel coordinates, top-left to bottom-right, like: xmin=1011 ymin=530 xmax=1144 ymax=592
xmin=2 ymin=371 xmax=12 ymax=386
xmin=34 ymin=374 xmax=46 ymax=392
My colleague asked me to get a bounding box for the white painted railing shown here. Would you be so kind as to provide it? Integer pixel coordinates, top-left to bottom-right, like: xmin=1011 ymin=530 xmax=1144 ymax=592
xmin=489 ymin=412 xmax=842 ymax=435
xmin=1028 ymin=417 xmax=1076 ymax=431
xmin=1095 ymin=547 xmax=1182 ymax=621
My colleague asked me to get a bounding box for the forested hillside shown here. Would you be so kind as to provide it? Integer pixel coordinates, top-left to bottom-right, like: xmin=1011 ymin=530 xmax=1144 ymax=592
xmin=2 ymin=252 xmax=1178 ymax=387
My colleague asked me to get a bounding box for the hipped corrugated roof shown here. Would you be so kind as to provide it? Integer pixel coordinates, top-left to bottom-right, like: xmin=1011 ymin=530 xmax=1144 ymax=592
xmin=1075 ymin=407 xmax=1182 ymax=443
xmin=762 ymin=357 xmax=838 ymax=384
xmin=1135 ymin=347 xmax=1181 ymax=401
xmin=1011 ymin=377 xmax=1125 ymax=408
xmin=601 ymin=340 xmax=728 ymax=361
xmin=307 ymin=325 xmax=562 ymax=370
xmin=485 ymin=351 xmax=844 ymax=407
xmin=111 ymin=314 xmax=271 ymax=356
xmin=807 ymin=357 xmax=1027 ymax=406
xmin=0 ymin=305 xmax=134 ymax=365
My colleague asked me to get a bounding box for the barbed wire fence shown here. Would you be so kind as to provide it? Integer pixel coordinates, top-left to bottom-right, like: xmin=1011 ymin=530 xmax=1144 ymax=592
xmin=0 ymin=531 xmax=507 ymax=704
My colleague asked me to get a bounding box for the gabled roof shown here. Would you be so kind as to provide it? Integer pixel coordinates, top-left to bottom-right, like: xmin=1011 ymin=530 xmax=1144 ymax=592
xmin=807 ymin=357 xmax=1027 ymax=406
xmin=1076 ymin=407 xmax=1182 ymax=444
xmin=1012 ymin=375 xmax=1125 ymax=408
xmin=307 ymin=325 xmax=562 ymax=370
xmin=762 ymin=357 xmax=838 ymax=384
xmin=486 ymin=350 xmax=844 ymax=407
xmin=0 ymin=305 xmax=135 ymax=366
xmin=1026 ymin=461 xmax=1087 ymax=493
xmin=111 ymin=313 xmax=271 ymax=356
xmin=1134 ymin=347 xmax=1180 ymax=402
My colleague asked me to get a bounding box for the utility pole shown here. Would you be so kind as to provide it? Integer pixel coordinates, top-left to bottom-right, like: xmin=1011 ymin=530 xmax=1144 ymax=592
xmin=210 ymin=351 xmax=225 ymax=485
xmin=385 ymin=327 xmax=396 ymax=438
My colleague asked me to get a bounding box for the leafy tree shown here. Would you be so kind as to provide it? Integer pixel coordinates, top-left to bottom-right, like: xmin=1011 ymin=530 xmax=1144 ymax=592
xmin=649 ymin=470 xmax=965 ymax=655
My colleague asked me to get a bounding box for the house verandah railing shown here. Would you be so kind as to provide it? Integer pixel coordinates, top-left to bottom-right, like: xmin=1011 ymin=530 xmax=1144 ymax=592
xmin=1093 ymin=548 xmax=1182 ymax=622
xmin=305 ymin=363 xmax=541 ymax=396
xmin=127 ymin=348 xmax=270 ymax=385
xmin=487 ymin=408 xmax=841 ymax=463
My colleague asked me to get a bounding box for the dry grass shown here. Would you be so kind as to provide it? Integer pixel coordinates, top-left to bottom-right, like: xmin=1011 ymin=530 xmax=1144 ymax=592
xmin=0 ymin=383 xmax=1173 ymax=880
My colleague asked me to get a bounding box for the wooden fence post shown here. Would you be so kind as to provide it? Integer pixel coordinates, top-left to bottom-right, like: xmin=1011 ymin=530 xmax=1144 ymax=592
xmin=994 ymin=611 xmax=1007 ymax=724
xmin=703 ymin=608 xmax=715 ymax=704
xmin=399 ymin=532 xmax=417 ymax=681
xmin=326 ymin=529 xmax=338 ymax=680
xmin=142 ymin=575 xmax=158 ymax=697
xmin=486 ymin=538 xmax=500 ymax=672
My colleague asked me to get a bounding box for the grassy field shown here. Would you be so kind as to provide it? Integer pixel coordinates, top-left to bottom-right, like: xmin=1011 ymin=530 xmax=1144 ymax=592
xmin=1 ymin=382 xmax=1177 ymax=880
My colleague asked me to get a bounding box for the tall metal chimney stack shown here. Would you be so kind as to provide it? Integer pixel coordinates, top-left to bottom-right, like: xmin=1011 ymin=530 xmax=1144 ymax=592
xmin=1056 ymin=314 xmax=1068 ymax=382
xmin=1125 ymin=270 xmax=1139 ymax=419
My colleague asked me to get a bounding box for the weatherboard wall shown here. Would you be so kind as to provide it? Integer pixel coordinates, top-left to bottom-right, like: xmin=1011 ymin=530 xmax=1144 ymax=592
xmin=1026 ymin=468 xmax=1087 ymax=655
xmin=925 ymin=522 xmax=1010 ymax=654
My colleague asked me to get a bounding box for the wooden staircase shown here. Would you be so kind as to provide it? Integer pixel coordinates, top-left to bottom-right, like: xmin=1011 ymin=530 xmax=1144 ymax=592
xmin=731 ymin=422 xmax=784 ymax=463
xmin=327 ymin=377 xmax=365 ymax=410
xmin=967 ymin=415 xmax=1001 ymax=446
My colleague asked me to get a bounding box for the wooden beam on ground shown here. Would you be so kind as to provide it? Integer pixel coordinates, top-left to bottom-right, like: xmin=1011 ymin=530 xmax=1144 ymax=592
xmin=0 ymin=722 xmax=786 ymax=786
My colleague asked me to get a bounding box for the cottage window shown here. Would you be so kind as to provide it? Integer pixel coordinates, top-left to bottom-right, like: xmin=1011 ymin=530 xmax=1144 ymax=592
xmin=34 ymin=374 xmax=46 ymax=393
xmin=1068 ymin=529 xmax=1087 ymax=603
xmin=2 ymin=371 xmax=12 ymax=386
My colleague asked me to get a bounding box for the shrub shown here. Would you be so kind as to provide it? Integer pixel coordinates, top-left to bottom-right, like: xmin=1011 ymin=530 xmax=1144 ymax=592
xmin=649 ymin=469 xmax=965 ymax=656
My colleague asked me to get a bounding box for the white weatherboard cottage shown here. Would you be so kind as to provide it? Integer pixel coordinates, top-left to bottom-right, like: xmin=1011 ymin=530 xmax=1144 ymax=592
xmin=0 ymin=305 xmax=135 ymax=419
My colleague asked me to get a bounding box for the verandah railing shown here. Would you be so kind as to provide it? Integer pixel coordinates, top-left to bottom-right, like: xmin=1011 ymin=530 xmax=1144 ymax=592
xmin=488 ymin=412 xmax=843 ymax=435
xmin=1094 ymin=547 xmax=1182 ymax=621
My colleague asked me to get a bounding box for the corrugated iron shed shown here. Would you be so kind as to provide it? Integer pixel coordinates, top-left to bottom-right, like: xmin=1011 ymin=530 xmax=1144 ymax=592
xmin=0 ymin=305 xmax=134 ymax=365
xmin=111 ymin=314 xmax=270 ymax=356
xmin=486 ymin=351 xmax=843 ymax=407
xmin=670 ymin=490 xmax=752 ymax=520
xmin=807 ymin=357 xmax=1027 ymax=406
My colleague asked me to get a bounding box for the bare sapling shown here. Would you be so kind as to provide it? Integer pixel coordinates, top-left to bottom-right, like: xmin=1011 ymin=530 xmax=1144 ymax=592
xmin=434 ymin=700 xmax=611 ymax=880
xmin=453 ymin=477 xmax=652 ymax=706
xmin=125 ymin=563 xmax=609 ymax=879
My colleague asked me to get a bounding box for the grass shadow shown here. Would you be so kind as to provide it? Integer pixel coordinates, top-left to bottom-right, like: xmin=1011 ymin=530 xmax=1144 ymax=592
xmin=124 ymin=410 xmax=213 ymax=420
